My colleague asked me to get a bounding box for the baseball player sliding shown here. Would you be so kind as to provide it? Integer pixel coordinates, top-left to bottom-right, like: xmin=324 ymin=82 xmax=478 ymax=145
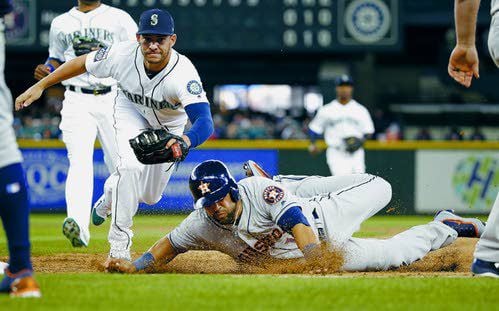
xmin=308 ymin=75 xmax=374 ymax=176
xmin=105 ymin=160 xmax=484 ymax=274
xmin=33 ymin=0 xmax=137 ymax=248
xmin=16 ymin=9 xmax=214 ymax=261
xmin=448 ymin=0 xmax=499 ymax=277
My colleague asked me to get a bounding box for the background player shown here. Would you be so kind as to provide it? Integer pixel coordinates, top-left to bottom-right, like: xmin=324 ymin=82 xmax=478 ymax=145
xmin=33 ymin=0 xmax=137 ymax=247
xmin=308 ymin=75 xmax=374 ymax=176
xmin=15 ymin=9 xmax=214 ymax=261
xmin=0 ymin=0 xmax=40 ymax=297
xmin=105 ymin=160 xmax=484 ymax=274
xmin=448 ymin=0 xmax=499 ymax=277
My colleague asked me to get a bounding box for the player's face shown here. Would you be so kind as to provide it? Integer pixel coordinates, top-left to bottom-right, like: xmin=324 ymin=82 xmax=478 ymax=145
xmin=205 ymin=193 xmax=238 ymax=225
xmin=336 ymin=85 xmax=353 ymax=102
xmin=138 ymin=34 xmax=177 ymax=65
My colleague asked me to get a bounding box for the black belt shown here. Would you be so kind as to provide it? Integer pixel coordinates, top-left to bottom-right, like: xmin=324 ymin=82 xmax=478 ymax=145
xmin=68 ymin=85 xmax=112 ymax=95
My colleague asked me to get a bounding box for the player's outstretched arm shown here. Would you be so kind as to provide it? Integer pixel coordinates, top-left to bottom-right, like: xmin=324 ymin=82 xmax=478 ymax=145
xmin=448 ymin=0 xmax=481 ymax=87
xmin=106 ymin=236 xmax=178 ymax=274
xmin=15 ymin=55 xmax=88 ymax=111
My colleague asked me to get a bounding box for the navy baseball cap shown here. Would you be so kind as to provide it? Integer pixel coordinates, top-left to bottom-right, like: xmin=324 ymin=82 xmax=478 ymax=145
xmin=335 ymin=75 xmax=354 ymax=86
xmin=137 ymin=9 xmax=175 ymax=36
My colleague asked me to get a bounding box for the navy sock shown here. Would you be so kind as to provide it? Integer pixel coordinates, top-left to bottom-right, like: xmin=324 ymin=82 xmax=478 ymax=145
xmin=0 ymin=163 xmax=32 ymax=273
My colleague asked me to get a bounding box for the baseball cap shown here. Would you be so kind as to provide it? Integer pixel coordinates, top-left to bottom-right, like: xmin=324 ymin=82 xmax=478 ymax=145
xmin=335 ymin=74 xmax=354 ymax=86
xmin=137 ymin=9 xmax=175 ymax=36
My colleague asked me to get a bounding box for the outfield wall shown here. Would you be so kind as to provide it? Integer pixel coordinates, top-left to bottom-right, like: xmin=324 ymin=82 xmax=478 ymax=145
xmin=18 ymin=140 xmax=499 ymax=214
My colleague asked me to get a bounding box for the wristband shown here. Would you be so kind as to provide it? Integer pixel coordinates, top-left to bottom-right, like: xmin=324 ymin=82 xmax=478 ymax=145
xmin=45 ymin=63 xmax=55 ymax=73
xmin=132 ymin=252 xmax=155 ymax=271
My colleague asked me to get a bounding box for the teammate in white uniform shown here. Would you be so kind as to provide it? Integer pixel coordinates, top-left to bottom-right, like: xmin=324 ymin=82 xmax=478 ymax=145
xmin=308 ymin=75 xmax=374 ymax=176
xmin=33 ymin=0 xmax=137 ymax=247
xmin=448 ymin=0 xmax=499 ymax=277
xmin=104 ymin=160 xmax=485 ymax=274
xmin=15 ymin=9 xmax=214 ymax=261
xmin=0 ymin=0 xmax=40 ymax=297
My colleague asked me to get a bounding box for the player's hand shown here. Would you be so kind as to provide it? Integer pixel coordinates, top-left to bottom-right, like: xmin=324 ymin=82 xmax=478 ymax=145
xmin=105 ymin=258 xmax=137 ymax=274
xmin=15 ymin=84 xmax=44 ymax=111
xmin=165 ymin=135 xmax=191 ymax=149
xmin=34 ymin=64 xmax=52 ymax=81
xmin=448 ymin=44 xmax=479 ymax=87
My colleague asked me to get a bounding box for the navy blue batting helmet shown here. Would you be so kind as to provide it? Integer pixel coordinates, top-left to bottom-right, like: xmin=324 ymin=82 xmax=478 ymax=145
xmin=335 ymin=74 xmax=354 ymax=86
xmin=189 ymin=160 xmax=239 ymax=209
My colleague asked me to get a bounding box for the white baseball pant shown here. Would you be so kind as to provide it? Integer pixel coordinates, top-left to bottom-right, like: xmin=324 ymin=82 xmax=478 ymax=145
xmin=326 ymin=147 xmax=366 ymax=176
xmin=59 ymin=89 xmax=118 ymax=244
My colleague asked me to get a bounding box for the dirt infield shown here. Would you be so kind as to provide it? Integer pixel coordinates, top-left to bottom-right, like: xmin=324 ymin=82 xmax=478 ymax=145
xmin=19 ymin=238 xmax=477 ymax=276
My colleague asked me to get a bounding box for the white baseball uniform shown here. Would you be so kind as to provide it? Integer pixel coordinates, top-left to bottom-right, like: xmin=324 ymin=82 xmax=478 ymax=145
xmin=48 ymin=4 xmax=137 ymax=244
xmin=85 ymin=41 xmax=209 ymax=259
xmin=309 ymin=99 xmax=374 ymax=176
xmin=0 ymin=19 xmax=21 ymax=169
xmin=168 ymin=175 xmax=458 ymax=271
xmin=473 ymin=2 xmax=499 ymax=263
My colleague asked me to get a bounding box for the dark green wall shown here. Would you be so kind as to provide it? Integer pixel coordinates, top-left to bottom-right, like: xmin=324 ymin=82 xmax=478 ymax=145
xmin=278 ymin=150 xmax=415 ymax=214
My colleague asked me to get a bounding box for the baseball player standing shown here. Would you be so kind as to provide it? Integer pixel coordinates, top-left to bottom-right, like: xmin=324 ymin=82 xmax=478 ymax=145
xmin=448 ymin=0 xmax=499 ymax=278
xmin=16 ymin=9 xmax=214 ymax=261
xmin=33 ymin=0 xmax=137 ymax=247
xmin=0 ymin=0 xmax=40 ymax=297
xmin=104 ymin=160 xmax=484 ymax=273
xmin=308 ymin=75 xmax=374 ymax=176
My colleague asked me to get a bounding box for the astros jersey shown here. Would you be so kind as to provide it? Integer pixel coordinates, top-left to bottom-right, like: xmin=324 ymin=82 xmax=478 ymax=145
xmin=48 ymin=4 xmax=137 ymax=88
xmin=308 ymin=99 xmax=374 ymax=147
xmin=168 ymin=177 xmax=322 ymax=262
xmin=0 ymin=20 xmax=21 ymax=168
xmin=85 ymin=42 xmax=209 ymax=128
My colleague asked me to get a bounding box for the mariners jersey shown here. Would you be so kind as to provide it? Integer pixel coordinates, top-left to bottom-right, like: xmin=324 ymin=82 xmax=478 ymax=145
xmin=48 ymin=4 xmax=137 ymax=88
xmin=493 ymin=0 xmax=499 ymax=15
xmin=168 ymin=177 xmax=327 ymax=262
xmin=0 ymin=22 xmax=21 ymax=168
xmin=308 ymin=99 xmax=374 ymax=148
xmin=85 ymin=42 xmax=209 ymax=128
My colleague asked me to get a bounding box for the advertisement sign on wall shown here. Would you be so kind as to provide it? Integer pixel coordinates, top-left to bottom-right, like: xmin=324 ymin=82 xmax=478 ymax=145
xmin=415 ymin=151 xmax=499 ymax=213
xmin=21 ymin=148 xmax=278 ymax=213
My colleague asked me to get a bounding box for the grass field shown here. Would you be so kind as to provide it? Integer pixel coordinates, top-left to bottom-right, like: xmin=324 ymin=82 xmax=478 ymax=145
xmin=0 ymin=214 xmax=497 ymax=310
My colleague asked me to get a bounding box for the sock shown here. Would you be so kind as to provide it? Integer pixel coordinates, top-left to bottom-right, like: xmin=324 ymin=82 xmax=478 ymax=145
xmin=0 ymin=163 xmax=32 ymax=273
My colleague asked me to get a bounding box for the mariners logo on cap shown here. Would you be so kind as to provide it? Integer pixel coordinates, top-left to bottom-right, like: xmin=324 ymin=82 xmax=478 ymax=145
xmin=198 ymin=181 xmax=211 ymax=195
xmin=263 ymin=186 xmax=284 ymax=205
xmin=187 ymin=80 xmax=203 ymax=95
xmin=150 ymin=14 xmax=158 ymax=26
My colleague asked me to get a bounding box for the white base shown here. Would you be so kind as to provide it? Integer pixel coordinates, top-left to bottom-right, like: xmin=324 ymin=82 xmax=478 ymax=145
xmin=0 ymin=261 xmax=8 ymax=274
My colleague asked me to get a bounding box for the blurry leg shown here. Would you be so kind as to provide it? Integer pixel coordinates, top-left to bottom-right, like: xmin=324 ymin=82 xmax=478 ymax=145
xmin=0 ymin=163 xmax=31 ymax=274
xmin=474 ymin=193 xmax=499 ymax=262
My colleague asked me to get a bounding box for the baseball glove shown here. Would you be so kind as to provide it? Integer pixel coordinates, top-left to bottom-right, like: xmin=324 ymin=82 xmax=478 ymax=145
xmin=72 ymin=36 xmax=107 ymax=56
xmin=343 ymin=136 xmax=364 ymax=153
xmin=129 ymin=129 xmax=189 ymax=165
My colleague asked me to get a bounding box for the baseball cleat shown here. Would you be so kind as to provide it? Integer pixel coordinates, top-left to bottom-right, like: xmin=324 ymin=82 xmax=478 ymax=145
xmin=434 ymin=209 xmax=485 ymax=238
xmin=243 ymin=160 xmax=271 ymax=179
xmin=62 ymin=217 xmax=88 ymax=247
xmin=0 ymin=269 xmax=41 ymax=298
xmin=92 ymin=194 xmax=111 ymax=226
xmin=471 ymin=258 xmax=499 ymax=278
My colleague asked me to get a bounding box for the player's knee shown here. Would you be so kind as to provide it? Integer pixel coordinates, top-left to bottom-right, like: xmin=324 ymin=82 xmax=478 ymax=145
xmin=140 ymin=193 xmax=162 ymax=205
xmin=375 ymin=176 xmax=392 ymax=206
xmin=117 ymin=162 xmax=143 ymax=175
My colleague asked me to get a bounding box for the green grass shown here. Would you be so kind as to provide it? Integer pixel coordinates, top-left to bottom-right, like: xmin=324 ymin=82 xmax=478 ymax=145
xmin=0 ymin=214 xmax=497 ymax=310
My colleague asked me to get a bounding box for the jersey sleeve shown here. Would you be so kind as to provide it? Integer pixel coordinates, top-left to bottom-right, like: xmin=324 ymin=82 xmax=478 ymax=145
xmin=251 ymin=178 xmax=302 ymax=225
xmin=118 ymin=11 xmax=138 ymax=41
xmin=48 ymin=20 xmax=66 ymax=62
xmin=308 ymin=107 xmax=326 ymax=134
xmin=361 ymin=107 xmax=375 ymax=135
xmin=85 ymin=43 xmax=119 ymax=79
xmin=166 ymin=212 xmax=209 ymax=253
xmin=173 ymin=58 xmax=209 ymax=107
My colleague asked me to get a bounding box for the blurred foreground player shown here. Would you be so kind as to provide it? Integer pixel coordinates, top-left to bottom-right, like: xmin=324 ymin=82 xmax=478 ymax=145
xmin=448 ymin=0 xmax=499 ymax=278
xmin=0 ymin=0 xmax=41 ymax=297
